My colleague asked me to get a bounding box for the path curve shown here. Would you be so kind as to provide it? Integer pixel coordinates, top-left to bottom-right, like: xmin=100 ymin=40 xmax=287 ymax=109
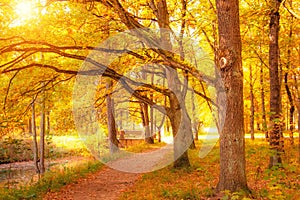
xmin=43 ymin=145 xmax=173 ymax=199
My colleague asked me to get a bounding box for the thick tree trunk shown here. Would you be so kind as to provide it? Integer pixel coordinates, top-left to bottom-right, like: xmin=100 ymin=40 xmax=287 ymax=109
xmin=216 ymin=0 xmax=248 ymax=192
xmin=154 ymin=0 xmax=193 ymax=168
xmin=31 ymin=102 xmax=40 ymax=174
xmin=250 ymin=65 xmax=255 ymax=140
xmin=106 ymin=79 xmax=119 ymax=153
xmin=167 ymin=91 xmax=192 ymax=168
xmin=268 ymin=0 xmax=283 ymax=168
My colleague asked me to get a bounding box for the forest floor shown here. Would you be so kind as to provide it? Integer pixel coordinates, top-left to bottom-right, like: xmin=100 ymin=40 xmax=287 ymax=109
xmin=43 ymin=139 xmax=300 ymax=200
xmin=43 ymin=144 xmax=173 ymax=200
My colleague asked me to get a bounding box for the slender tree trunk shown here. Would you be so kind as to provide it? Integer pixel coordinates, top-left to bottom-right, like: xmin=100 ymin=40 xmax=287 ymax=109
xmin=39 ymin=89 xmax=46 ymax=174
xmin=260 ymin=64 xmax=268 ymax=138
xmin=106 ymin=79 xmax=119 ymax=153
xmin=285 ymin=73 xmax=295 ymax=145
xmin=192 ymin=90 xmax=199 ymax=141
xmin=250 ymin=65 xmax=255 ymax=140
xmin=216 ymin=0 xmax=248 ymax=192
xmin=28 ymin=117 xmax=32 ymax=135
xmin=141 ymin=68 xmax=154 ymax=144
xmin=47 ymin=111 xmax=50 ymax=134
xmin=150 ymin=70 xmax=155 ymax=140
xmin=31 ymin=102 xmax=40 ymax=174
xmin=268 ymin=0 xmax=283 ymax=168
xmin=285 ymin=8 xmax=295 ymax=145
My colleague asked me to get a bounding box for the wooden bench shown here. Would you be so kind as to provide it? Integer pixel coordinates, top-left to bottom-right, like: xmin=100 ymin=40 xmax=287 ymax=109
xmin=118 ymin=130 xmax=144 ymax=148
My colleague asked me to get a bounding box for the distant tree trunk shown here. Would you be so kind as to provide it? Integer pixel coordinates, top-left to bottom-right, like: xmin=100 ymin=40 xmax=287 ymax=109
xmin=192 ymin=90 xmax=199 ymax=141
xmin=285 ymin=9 xmax=295 ymax=145
xmin=39 ymin=88 xmax=46 ymax=174
xmin=141 ymin=68 xmax=154 ymax=144
xmin=292 ymin=70 xmax=300 ymax=163
xmin=250 ymin=65 xmax=255 ymax=140
xmin=31 ymin=101 xmax=40 ymax=174
xmin=140 ymin=102 xmax=154 ymax=144
xmin=268 ymin=0 xmax=283 ymax=168
xmin=260 ymin=64 xmax=268 ymax=138
xmin=285 ymin=73 xmax=295 ymax=145
xmin=150 ymin=70 xmax=155 ymax=140
xmin=216 ymin=0 xmax=248 ymax=192
xmin=46 ymin=111 xmax=50 ymax=134
xmin=106 ymin=79 xmax=119 ymax=153
xmin=28 ymin=117 xmax=32 ymax=135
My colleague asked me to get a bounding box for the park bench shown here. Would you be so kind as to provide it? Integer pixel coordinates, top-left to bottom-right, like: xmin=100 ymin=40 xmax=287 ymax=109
xmin=118 ymin=130 xmax=144 ymax=148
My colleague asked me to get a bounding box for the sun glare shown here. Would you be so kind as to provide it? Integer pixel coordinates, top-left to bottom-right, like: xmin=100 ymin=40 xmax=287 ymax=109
xmin=10 ymin=1 xmax=44 ymax=27
xmin=15 ymin=1 xmax=34 ymax=18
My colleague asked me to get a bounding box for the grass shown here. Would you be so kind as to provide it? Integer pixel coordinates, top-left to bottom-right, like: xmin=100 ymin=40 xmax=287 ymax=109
xmin=0 ymin=159 xmax=103 ymax=200
xmin=119 ymin=139 xmax=300 ymax=200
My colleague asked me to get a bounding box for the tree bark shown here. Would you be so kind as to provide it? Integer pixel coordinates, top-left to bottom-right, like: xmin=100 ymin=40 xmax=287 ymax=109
xmin=106 ymin=79 xmax=119 ymax=153
xmin=216 ymin=0 xmax=248 ymax=192
xmin=268 ymin=0 xmax=283 ymax=168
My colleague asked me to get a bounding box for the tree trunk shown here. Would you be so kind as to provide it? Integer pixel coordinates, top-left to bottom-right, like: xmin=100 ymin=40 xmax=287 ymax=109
xmin=154 ymin=0 xmax=193 ymax=168
xmin=106 ymin=79 xmax=119 ymax=153
xmin=140 ymin=102 xmax=154 ymax=144
xmin=285 ymin=73 xmax=295 ymax=145
xmin=192 ymin=90 xmax=199 ymax=141
xmin=39 ymin=90 xmax=46 ymax=174
xmin=260 ymin=64 xmax=268 ymax=138
xmin=216 ymin=0 xmax=248 ymax=192
xmin=285 ymin=9 xmax=295 ymax=145
xmin=47 ymin=111 xmax=50 ymax=134
xmin=268 ymin=0 xmax=283 ymax=168
xmin=150 ymin=69 xmax=155 ymax=140
xmin=141 ymin=68 xmax=154 ymax=144
xmin=250 ymin=65 xmax=255 ymax=140
xmin=31 ymin=102 xmax=40 ymax=174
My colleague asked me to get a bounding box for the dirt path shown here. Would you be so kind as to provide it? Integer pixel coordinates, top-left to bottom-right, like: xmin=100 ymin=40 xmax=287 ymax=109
xmin=43 ymin=144 xmax=173 ymax=200
xmin=43 ymin=166 xmax=140 ymax=200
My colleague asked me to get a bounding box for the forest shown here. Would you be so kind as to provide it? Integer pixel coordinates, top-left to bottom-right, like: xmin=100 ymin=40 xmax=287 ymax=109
xmin=0 ymin=0 xmax=299 ymax=199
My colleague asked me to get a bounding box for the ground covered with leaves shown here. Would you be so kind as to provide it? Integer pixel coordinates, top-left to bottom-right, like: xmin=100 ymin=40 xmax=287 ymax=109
xmin=120 ymin=139 xmax=300 ymax=200
xmin=1 ymin=138 xmax=299 ymax=200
